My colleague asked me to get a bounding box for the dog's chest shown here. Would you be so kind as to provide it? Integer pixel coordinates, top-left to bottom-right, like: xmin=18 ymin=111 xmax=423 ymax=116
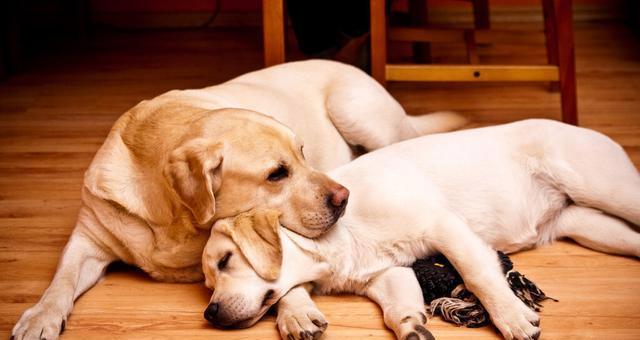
xmin=150 ymin=226 xmax=208 ymax=266
xmin=125 ymin=217 xmax=209 ymax=282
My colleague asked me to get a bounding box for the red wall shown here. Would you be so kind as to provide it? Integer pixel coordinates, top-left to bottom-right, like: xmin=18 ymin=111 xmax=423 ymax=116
xmin=91 ymin=0 xmax=259 ymax=13
xmin=91 ymin=0 xmax=622 ymax=13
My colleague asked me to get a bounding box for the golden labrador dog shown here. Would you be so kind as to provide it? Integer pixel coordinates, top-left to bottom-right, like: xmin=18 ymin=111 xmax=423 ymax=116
xmin=202 ymin=119 xmax=640 ymax=340
xmin=11 ymin=60 xmax=465 ymax=340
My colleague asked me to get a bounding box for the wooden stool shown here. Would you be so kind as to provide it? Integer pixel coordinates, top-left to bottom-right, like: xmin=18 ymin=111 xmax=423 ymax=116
xmin=262 ymin=0 xmax=286 ymax=67
xmin=408 ymin=0 xmax=490 ymax=63
xmin=371 ymin=0 xmax=578 ymax=125
xmin=262 ymin=0 xmax=577 ymax=124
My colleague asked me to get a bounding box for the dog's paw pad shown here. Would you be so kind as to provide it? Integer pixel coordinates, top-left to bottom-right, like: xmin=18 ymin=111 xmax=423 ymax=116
xmin=12 ymin=304 xmax=65 ymax=340
xmin=531 ymin=330 xmax=541 ymax=340
xmin=311 ymin=318 xmax=327 ymax=329
xmin=299 ymin=330 xmax=312 ymax=340
xmin=414 ymin=325 xmax=435 ymax=340
xmin=404 ymin=332 xmax=420 ymax=340
xmin=489 ymin=296 xmax=542 ymax=340
xmin=398 ymin=311 xmax=434 ymax=340
xmin=277 ymin=305 xmax=328 ymax=340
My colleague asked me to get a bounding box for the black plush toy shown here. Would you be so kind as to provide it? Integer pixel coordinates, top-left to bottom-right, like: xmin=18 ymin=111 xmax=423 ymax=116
xmin=412 ymin=251 xmax=556 ymax=328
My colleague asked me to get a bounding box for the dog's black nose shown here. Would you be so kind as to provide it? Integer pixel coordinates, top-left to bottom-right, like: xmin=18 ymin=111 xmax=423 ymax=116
xmin=204 ymin=303 xmax=219 ymax=323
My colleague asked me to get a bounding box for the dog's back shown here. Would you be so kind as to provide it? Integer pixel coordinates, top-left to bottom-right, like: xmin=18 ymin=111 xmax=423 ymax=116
xmin=329 ymin=119 xmax=640 ymax=255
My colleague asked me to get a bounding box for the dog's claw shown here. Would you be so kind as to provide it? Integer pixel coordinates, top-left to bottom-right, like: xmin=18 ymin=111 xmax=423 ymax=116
xmin=531 ymin=330 xmax=541 ymax=340
xmin=311 ymin=319 xmax=327 ymax=329
xmin=277 ymin=304 xmax=328 ymax=340
xmin=398 ymin=312 xmax=434 ymax=340
xmin=11 ymin=304 xmax=66 ymax=340
xmin=299 ymin=330 xmax=312 ymax=340
xmin=489 ymin=297 xmax=541 ymax=340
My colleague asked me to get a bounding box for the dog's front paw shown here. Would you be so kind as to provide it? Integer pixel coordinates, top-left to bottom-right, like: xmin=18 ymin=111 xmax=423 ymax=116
xmin=276 ymin=304 xmax=328 ymax=340
xmin=397 ymin=311 xmax=435 ymax=340
xmin=489 ymin=297 xmax=540 ymax=340
xmin=12 ymin=304 xmax=66 ymax=340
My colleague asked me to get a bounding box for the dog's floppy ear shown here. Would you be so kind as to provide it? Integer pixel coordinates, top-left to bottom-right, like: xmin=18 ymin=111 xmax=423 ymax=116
xmin=218 ymin=208 xmax=283 ymax=281
xmin=165 ymin=138 xmax=223 ymax=225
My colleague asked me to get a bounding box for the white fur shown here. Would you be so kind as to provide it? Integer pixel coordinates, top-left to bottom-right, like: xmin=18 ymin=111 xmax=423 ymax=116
xmin=207 ymin=119 xmax=640 ymax=340
xmin=12 ymin=60 xmax=465 ymax=340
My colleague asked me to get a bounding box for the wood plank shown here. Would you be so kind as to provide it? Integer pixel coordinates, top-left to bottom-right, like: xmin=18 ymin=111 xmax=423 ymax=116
xmin=386 ymin=64 xmax=560 ymax=81
xmin=389 ymin=27 xmax=546 ymax=45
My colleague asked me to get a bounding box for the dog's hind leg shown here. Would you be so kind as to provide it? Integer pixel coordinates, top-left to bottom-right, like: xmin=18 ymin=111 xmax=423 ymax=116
xmin=12 ymin=227 xmax=115 ymax=340
xmin=365 ymin=267 xmax=435 ymax=340
xmin=325 ymin=70 xmax=466 ymax=151
xmin=554 ymin=205 xmax=640 ymax=257
xmin=548 ymin=127 xmax=640 ymax=227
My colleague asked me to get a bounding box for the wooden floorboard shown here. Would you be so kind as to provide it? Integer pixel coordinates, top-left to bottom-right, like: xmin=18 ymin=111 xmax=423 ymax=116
xmin=1 ymin=23 xmax=639 ymax=339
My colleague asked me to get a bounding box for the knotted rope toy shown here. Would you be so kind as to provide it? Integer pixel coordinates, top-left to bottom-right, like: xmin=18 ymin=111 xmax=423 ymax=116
xmin=412 ymin=251 xmax=557 ymax=328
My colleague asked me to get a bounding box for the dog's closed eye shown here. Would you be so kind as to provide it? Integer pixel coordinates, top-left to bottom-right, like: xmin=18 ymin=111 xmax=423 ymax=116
xmin=218 ymin=252 xmax=232 ymax=270
xmin=267 ymin=164 xmax=289 ymax=182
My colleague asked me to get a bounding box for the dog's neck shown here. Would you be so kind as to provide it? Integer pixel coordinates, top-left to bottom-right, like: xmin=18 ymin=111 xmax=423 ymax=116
xmin=279 ymin=216 xmax=435 ymax=294
xmin=282 ymin=223 xmax=345 ymax=258
xmin=278 ymin=228 xmax=333 ymax=288
xmin=278 ymin=221 xmax=380 ymax=294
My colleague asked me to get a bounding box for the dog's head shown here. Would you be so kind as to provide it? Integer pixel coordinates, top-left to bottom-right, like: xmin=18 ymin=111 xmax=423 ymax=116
xmin=163 ymin=108 xmax=349 ymax=238
xmin=201 ymin=208 xmax=324 ymax=328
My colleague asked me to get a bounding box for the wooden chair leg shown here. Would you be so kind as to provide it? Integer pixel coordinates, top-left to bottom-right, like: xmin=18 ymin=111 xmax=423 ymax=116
xmin=263 ymin=0 xmax=286 ymax=66
xmin=0 ymin=45 xmax=5 ymax=79
xmin=542 ymin=0 xmax=560 ymax=91
xmin=370 ymin=0 xmax=387 ymax=86
xmin=542 ymin=0 xmax=578 ymax=125
xmin=410 ymin=0 xmax=431 ymax=63
xmin=472 ymin=0 xmax=490 ymax=29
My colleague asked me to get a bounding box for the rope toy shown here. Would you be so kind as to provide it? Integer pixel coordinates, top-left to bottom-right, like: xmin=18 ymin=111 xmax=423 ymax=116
xmin=412 ymin=251 xmax=557 ymax=328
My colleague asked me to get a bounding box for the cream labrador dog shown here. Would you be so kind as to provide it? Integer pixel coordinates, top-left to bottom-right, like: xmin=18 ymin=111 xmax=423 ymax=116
xmin=11 ymin=60 xmax=465 ymax=340
xmin=203 ymin=119 xmax=640 ymax=340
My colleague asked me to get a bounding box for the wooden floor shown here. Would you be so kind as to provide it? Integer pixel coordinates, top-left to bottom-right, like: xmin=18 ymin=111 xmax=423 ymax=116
xmin=1 ymin=22 xmax=639 ymax=339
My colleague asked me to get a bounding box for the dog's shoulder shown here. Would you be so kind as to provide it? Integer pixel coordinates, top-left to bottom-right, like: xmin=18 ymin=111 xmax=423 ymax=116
xmin=83 ymin=99 xmax=185 ymax=226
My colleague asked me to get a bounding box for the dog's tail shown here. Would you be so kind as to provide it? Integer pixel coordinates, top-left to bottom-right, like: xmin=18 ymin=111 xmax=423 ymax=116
xmin=406 ymin=111 xmax=468 ymax=136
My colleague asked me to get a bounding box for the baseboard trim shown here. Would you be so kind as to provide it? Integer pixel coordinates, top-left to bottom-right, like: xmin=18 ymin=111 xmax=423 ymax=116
xmin=427 ymin=4 xmax=625 ymax=24
xmin=92 ymin=5 xmax=625 ymax=30
xmin=92 ymin=11 xmax=262 ymax=29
